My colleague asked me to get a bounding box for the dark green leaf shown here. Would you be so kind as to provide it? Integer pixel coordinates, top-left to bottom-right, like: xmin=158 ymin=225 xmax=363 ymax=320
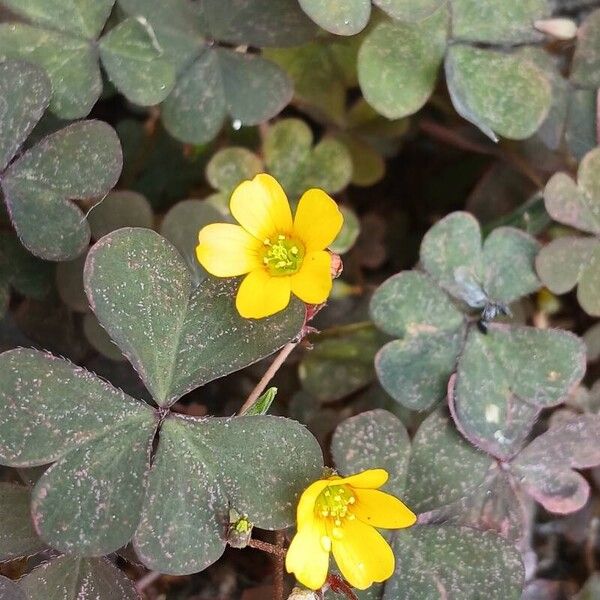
xmin=88 ymin=191 xmax=154 ymax=241
xmin=0 ymin=576 xmax=24 ymax=600
xmin=84 ymin=228 xmax=305 ymax=406
xmin=571 ymin=8 xmax=600 ymax=88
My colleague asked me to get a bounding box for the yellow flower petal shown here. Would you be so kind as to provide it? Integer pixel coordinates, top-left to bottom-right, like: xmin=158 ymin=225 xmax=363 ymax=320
xmin=293 ymin=189 xmax=344 ymax=252
xmin=196 ymin=223 xmax=262 ymax=277
xmin=286 ymin=516 xmax=330 ymax=591
xmin=297 ymin=479 xmax=330 ymax=527
xmin=230 ymin=173 xmax=293 ymax=241
xmin=331 ymin=517 xmax=395 ymax=590
xmin=352 ymin=488 xmax=417 ymax=529
xmin=290 ymin=250 xmax=332 ymax=304
xmin=336 ymin=469 xmax=389 ymax=490
xmin=235 ymin=269 xmax=291 ymax=319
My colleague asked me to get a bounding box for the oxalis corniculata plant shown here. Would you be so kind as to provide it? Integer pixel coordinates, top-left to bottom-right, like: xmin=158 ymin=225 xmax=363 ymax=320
xmin=0 ymin=0 xmax=599 ymax=599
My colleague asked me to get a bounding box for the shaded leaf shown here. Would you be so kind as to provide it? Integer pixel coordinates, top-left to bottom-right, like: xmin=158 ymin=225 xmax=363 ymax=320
xmin=451 ymin=325 xmax=586 ymax=460
xmin=445 ymin=45 xmax=551 ymax=141
xmin=99 ymin=17 xmax=176 ymax=106
xmin=84 ymin=228 xmax=305 ymax=406
xmin=513 ymin=413 xmax=600 ymax=513
xmin=449 ymin=0 xmax=548 ymax=43
xmin=358 ymin=11 xmax=448 ymax=120
xmin=565 ymin=89 xmax=598 ymax=161
xmin=299 ymin=325 xmax=384 ymax=403
xmin=2 ymin=121 xmax=123 ymax=261
xmin=88 ymin=191 xmax=154 ymax=241
xmin=135 ymin=414 xmax=323 ymax=574
xmin=0 ymin=24 xmax=100 ymax=119
xmin=571 ymin=8 xmax=600 ymax=88
xmin=83 ymin=312 xmax=124 ymax=361
xmin=0 ymin=483 xmax=45 ymax=561
xmin=371 ymin=272 xmax=465 ymax=410
xmin=0 ymin=576 xmax=24 ymax=600
xmin=55 ymin=253 xmax=88 ymax=313
xmin=330 ymin=205 xmax=360 ymax=254
xmin=0 ymin=348 xmax=150 ymax=466
xmin=206 ymin=148 xmax=264 ymax=198
xmin=384 ymin=526 xmax=524 ymax=599
xmin=373 ymin=0 xmax=443 ymax=22
xmin=0 ymin=60 xmax=50 ymax=172
xmin=20 ymin=556 xmax=139 ymax=600
xmin=535 ymin=236 xmax=600 ymax=317
xmin=332 ymin=409 xmax=410 ymax=497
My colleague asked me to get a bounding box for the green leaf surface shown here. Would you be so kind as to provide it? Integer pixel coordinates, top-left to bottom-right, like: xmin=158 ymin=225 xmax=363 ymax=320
xmin=84 ymin=228 xmax=305 ymax=406
xmin=31 ymin=414 xmax=156 ymax=554
xmin=451 ymin=325 xmax=586 ymax=460
xmin=535 ymin=236 xmax=600 ymax=317
xmin=0 ymin=348 xmax=150 ymax=466
xmin=206 ymin=148 xmax=263 ymax=197
xmin=160 ymin=199 xmax=223 ymax=284
xmin=449 ymin=0 xmax=548 ymax=43
xmin=543 ymin=148 xmax=600 ymax=235
xmin=20 ymin=556 xmax=139 ymax=600
xmin=1 ymin=0 xmax=115 ymax=39
xmin=374 ymin=0 xmax=443 ymax=22
xmin=264 ymin=118 xmax=352 ymax=199
xmin=0 ymin=24 xmax=101 ymax=119
xmin=55 ymin=253 xmax=88 ymax=312
xmin=88 ymin=191 xmax=154 ymax=241
xmin=358 ymin=11 xmax=448 ymax=120
xmin=330 ymin=205 xmax=360 ymax=254
xmin=420 ymin=211 xmax=541 ymax=306
xmin=299 ymin=326 xmax=384 ymax=403
xmin=99 ymin=17 xmax=176 ymax=106
xmin=384 ymin=526 xmax=524 ymax=599
xmin=297 ymin=0 xmax=370 ymax=36
xmin=332 ymin=409 xmax=411 ymax=497
xmin=513 ymin=413 xmax=600 ymax=513
xmin=338 ymin=134 xmax=385 ymax=187
xmin=404 ymin=409 xmax=492 ymax=513
xmin=566 ymin=89 xmax=598 ymax=161
xmin=371 ymin=272 xmax=465 ymax=410
xmin=571 ymin=8 xmax=600 ymax=88
xmin=162 ymin=48 xmax=292 ymax=144
xmin=136 ymin=414 xmax=322 ymax=573
xmin=2 ymin=121 xmax=123 ymax=261
xmin=244 ymin=386 xmax=278 ymax=415
xmin=0 ymin=576 xmax=24 ymax=600
xmin=445 ymin=45 xmax=551 ymax=141
xmin=0 ymin=483 xmax=45 ymax=560
xmin=83 ymin=312 xmax=124 ymax=361
xmin=117 ymin=0 xmax=204 ymax=71
xmin=0 ymin=60 xmax=50 ymax=172
xmin=203 ymin=0 xmax=318 ymax=47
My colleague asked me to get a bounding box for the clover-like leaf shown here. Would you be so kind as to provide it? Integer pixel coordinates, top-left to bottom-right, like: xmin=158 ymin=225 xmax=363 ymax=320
xmin=88 ymin=191 xmax=154 ymax=241
xmin=264 ymin=118 xmax=352 ymax=200
xmin=571 ymin=8 xmax=600 ymax=89
xmin=332 ymin=409 xmax=411 ymax=498
xmin=99 ymin=17 xmax=176 ymax=106
xmin=358 ymin=10 xmax=448 ymax=120
xmin=84 ymin=228 xmax=305 ymax=406
xmin=536 ymin=237 xmax=600 ymax=317
xmin=449 ymin=0 xmax=548 ymax=44
xmin=298 ymin=0 xmax=443 ymax=35
xmin=445 ymin=45 xmax=552 ymax=141
xmin=543 ymin=148 xmax=600 ymax=235
xmin=420 ymin=211 xmax=541 ymax=307
xmin=370 ymin=272 xmax=466 ymax=410
xmin=1 ymin=120 xmax=122 ymax=261
xmin=162 ymin=48 xmax=292 ymax=144
xmin=206 ymin=148 xmax=264 ymax=201
xmin=20 ymin=556 xmax=139 ymax=600
xmin=404 ymin=409 xmax=493 ymax=513
xmin=0 ymin=0 xmax=176 ymax=117
xmin=56 ymin=253 xmax=89 ymax=313
xmin=450 ymin=325 xmax=586 ymax=460
xmin=0 ymin=576 xmax=24 ymax=600
xmin=83 ymin=313 xmax=124 ymax=361
xmin=383 ymin=526 xmax=524 ymax=599
xmin=135 ymin=414 xmax=323 ymax=574
xmin=299 ymin=325 xmax=384 ymax=403
xmin=160 ymin=199 xmax=223 ymax=284
xmin=512 ymin=413 xmax=600 ymax=513
xmin=0 ymin=483 xmax=46 ymax=560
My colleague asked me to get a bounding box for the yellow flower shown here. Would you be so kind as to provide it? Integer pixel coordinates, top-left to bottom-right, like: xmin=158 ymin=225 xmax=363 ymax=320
xmin=285 ymin=468 xmax=416 ymax=591
xmin=196 ymin=173 xmax=343 ymax=319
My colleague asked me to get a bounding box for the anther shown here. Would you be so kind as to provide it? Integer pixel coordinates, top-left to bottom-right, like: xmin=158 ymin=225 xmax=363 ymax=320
xmin=263 ymin=238 xmax=271 ymax=246
xmin=278 ymin=234 xmax=285 ymax=240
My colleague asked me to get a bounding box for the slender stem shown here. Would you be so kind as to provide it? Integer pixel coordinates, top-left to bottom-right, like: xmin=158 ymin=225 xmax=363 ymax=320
xmin=135 ymin=570 xmax=162 ymax=593
xmin=238 ymin=341 xmax=299 ymax=415
xmin=247 ymin=538 xmax=287 ymax=559
xmin=273 ymin=531 xmax=285 ymax=600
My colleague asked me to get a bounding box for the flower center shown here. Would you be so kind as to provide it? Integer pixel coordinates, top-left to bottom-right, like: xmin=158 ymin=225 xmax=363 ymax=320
xmin=315 ymin=484 xmax=356 ymax=549
xmin=262 ymin=234 xmax=305 ymax=276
